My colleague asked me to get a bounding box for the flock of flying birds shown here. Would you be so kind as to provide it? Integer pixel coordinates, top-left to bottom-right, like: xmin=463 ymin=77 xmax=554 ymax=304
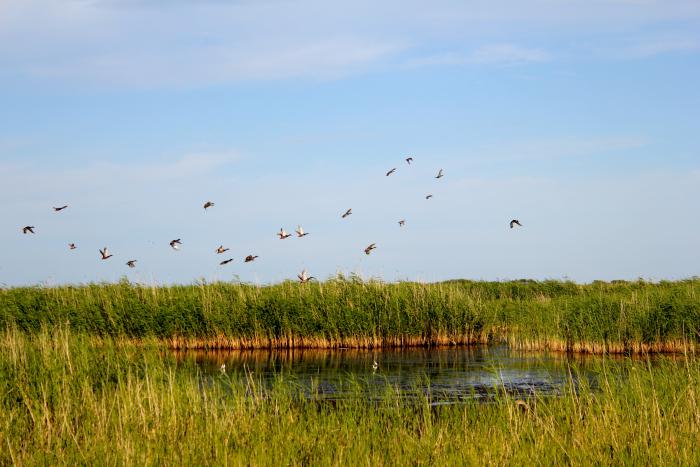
xmin=20 ymin=157 xmax=523 ymax=282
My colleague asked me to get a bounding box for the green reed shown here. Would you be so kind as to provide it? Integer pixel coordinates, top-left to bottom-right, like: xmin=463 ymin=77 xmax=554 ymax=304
xmin=1 ymin=327 xmax=699 ymax=465
xmin=1 ymin=277 xmax=698 ymax=352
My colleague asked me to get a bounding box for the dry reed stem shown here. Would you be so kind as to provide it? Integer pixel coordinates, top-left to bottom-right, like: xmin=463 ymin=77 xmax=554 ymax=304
xmin=138 ymin=334 xmax=700 ymax=354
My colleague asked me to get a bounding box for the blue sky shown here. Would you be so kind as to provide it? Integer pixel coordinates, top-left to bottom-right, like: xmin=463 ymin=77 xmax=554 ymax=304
xmin=1 ymin=0 xmax=699 ymax=285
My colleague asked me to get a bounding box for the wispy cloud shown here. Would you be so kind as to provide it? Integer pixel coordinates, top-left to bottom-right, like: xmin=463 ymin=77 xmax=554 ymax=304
xmin=620 ymin=38 xmax=700 ymax=58
xmin=2 ymin=0 xmax=699 ymax=87
xmin=0 ymin=151 xmax=241 ymax=198
xmin=479 ymin=136 xmax=650 ymax=162
xmin=27 ymin=39 xmax=406 ymax=86
xmin=470 ymin=44 xmax=551 ymax=65
xmin=406 ymin=44 xmax=551 ymax=68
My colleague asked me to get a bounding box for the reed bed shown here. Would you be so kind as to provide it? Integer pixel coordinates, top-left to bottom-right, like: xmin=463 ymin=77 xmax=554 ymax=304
xmin=1 ymin=327 xmax=700 ymax=465
xmin=1 ymin=277 xmax=698 ymax=353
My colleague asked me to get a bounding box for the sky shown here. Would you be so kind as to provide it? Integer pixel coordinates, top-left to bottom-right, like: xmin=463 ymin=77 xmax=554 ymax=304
xmin=0 ymin=0 xmax=699 ymax=286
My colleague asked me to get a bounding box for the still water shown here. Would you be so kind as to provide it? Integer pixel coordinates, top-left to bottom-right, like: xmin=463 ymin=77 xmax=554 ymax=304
xmin=173 ymin=346 xmax=616 ymax=405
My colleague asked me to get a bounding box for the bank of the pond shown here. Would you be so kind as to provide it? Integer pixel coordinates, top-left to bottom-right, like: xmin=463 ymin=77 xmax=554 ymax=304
xmin=1 ymin=278 xmax=698 ymax=353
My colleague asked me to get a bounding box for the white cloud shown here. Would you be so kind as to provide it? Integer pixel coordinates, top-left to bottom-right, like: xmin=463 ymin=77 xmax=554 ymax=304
xmin=0 ymin=151 xmax=241 ymax=199
xmin=406 ymin=44 xmax=551 ymax=68
xmin=469 ymin=44 xmax=551 ymax=65
xmin=620 ymin=38 xmax=700 ymax=58
xmin=27 ymin=38 xmax=405 ymax=86
xmin=473 ymin=137 xmax=650 ymax=162
xmin=1 ymin=0 xmax=699 ymax=87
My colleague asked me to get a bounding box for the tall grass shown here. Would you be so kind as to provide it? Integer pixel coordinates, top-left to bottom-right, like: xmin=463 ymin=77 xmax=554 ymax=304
xmin=1 ymin=327 xmax=699 ymax=465
xmin=1 ymin=277 xmax=699 ymax=352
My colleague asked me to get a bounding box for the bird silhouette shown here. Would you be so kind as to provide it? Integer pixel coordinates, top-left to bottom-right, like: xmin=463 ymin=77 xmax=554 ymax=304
xmin=425 ymin=194 xmax=433 ymax=200
xmin=405 ymin=157 xmax=413 ymax=165
xmin=126 ymin=260 xmax=137 ymax=268
xmin=68 ymin=243 xmax=77 ymax=250
xmin=203 ymin=201 xmax=214 ymax=210
xmin=216 ymin=245 xmax=229 ymax=254
xmin=278 ymin=228 xmax=292 ymax=239
xmin=170 ymin=239 xmax=182 ymax=250
xmin=398 ymin=219 xmax=405 ymax=227
xmin=364 ymin=243 xmax=377 ymax=255
xmin=510 ymin=219 xmax=523 ymax=229
xmin=244 ymin=255 xmax=258 ymax=263
xmin=53 ymin=205 xmax=68 ymax=212
xmin=435 ymin=168 xmax=444 ymax=179
xmin=219 ymin=258 xmax=234 ymax=266
xmin=342 ymin=208 xmax=352 ymax=219
xmin=296 ymin=225 xmax=309 ymax=237
xmin=386 ymin=168 xmax=396 ymax=176
xmin=22 ymin=226 xmax=35 ymax=234
xmin=99 ymin=247 xmax=112 ymax=260
xmin=298 ymin=269 xmax=315 ymax=283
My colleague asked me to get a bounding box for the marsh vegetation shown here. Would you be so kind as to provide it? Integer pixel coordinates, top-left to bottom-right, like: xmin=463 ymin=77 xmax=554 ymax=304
xmin=1 ymin=277 xmax=698 ymax=353
xmin=1 ymin=327 xmax=699 ymax=465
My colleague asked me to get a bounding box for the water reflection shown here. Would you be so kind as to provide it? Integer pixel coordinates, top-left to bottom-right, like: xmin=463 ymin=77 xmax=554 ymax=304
xmin=173 ymin=346 xmax=640 ymax=405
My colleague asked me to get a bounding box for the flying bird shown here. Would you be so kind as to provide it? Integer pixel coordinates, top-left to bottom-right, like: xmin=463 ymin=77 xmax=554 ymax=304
xmin=296 ymin=225 xmax=309 ymax=237
xmin=510 ymin=219 xmax=523 ymax=229
xmin=99 ymin=247 xmax=112 ymax=260
xmin=425 ymin=194 xmax=433 ymax=200
xmin=216 ymin=245 xmax=229 ymax=254
xmin=53 ymin=205 xmax=68 ymax=212
xmin=342 ymin=208 xmax=352 ymax=219
xmin=244 ymin=255 xmax=258 ymax=263
xmin=126 ymin=260 xmax=137 ymax=268
xmin=435 ymin=169 xmax=444 ymax=179
xmin=298 ymin=269 xmax=315 ymax=283
xmin=386 ymin=168 xmax=396 ymax=176
xmin=364 ymin=243 xmax=377 ymax=255
xmin=278 ymin=228 xmax=292 ymax=239
xmin=405 ymin=157 xmax=413 ymax=165
xmin=170 ymin=239 xmax=182 ymax=250
xmin=68 ymin=243 xmax=77 ymax=250
xmin=398 ymin=219 xmax=405 ymax=227
xmin=22 ymin=226 xmax=35 ymax=234
xmin=219 ymin=258 xmax=234 ymax=266
xmin=203 ymin=201 xmax=214 ymax=210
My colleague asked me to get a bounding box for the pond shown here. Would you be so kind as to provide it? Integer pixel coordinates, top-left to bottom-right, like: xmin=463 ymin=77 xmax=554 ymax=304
xmin=172 ymin=345 xmax=634 ymax=405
